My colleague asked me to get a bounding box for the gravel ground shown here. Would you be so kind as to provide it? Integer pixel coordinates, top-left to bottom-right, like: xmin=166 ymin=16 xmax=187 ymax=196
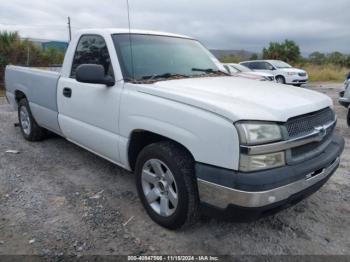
xmin=0 ymin=83 xmax=349 ymax=257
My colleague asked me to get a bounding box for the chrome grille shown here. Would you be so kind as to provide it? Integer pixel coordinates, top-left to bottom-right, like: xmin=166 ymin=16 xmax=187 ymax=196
xmin=286 ymin=108 xmax=335 ymax=138
xmin=291 ymin=124 xmax=334 ymax=158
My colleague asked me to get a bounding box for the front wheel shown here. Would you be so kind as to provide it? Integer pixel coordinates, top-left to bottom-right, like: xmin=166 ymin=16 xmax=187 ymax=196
xmin=135 ymin=141 xmax=200 ymax=229
xmin=18 ymin=99 xmax=46 ymax=141
xmin=276 ymin=76 xmax=286 ymax=84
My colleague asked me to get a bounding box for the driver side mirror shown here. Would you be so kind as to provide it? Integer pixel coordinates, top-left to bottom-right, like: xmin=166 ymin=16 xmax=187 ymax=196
xmin=76 ymin=64 xmax=115 ymax=87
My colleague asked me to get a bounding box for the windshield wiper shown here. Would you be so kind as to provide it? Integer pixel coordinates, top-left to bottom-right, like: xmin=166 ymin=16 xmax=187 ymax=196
xmin=192 ymin=68 xmax=229 ymax=75
xmin=140 ymin=73 xmax=189 ymax=81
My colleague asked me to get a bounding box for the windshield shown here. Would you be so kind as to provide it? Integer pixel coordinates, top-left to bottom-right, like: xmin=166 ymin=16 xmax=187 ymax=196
xmin=231 ymin=64 xmax=252 ymax=72
xmin=270 ymin=60 xmax=292 ymax=69
xmin=112 ymin=34 xmax=224 ymax=81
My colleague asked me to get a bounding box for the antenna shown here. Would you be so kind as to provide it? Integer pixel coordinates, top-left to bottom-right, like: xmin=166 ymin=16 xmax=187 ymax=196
xmin=67 ymin=16 xmax=72 ymax=42
xmin=126 ymin=0 xmax=135 ymax=80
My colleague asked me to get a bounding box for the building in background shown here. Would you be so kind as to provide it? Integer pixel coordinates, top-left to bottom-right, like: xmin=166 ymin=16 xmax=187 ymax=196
xmin=22 ymin=38 xmax=68 ymax=52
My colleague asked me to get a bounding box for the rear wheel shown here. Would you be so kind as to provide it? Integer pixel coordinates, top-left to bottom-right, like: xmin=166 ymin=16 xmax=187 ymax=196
xmin=18 ymin=99 xmax=46 ymax=141
xmin=276 ymin=76 xmax=286 ymax=84
xmin=135 ymin=141 xmax=200 ymax=229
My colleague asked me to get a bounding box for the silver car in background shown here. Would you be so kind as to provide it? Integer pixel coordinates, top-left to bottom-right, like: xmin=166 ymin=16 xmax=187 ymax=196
xmin=223 ymin=63 xmax=275 ymax=82
xmin=339 ymin=79 xmax=350 ymax=108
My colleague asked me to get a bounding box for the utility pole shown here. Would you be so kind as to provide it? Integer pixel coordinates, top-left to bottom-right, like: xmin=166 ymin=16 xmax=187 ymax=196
xmin=26 ymin=46 xmax=30 ymax=66
xmin=67 ymin=16 xmax=72 ymax=42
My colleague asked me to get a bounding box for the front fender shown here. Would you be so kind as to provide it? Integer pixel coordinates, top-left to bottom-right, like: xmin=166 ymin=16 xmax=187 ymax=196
xmin=119 ymin=89 xmax=239 ymax=170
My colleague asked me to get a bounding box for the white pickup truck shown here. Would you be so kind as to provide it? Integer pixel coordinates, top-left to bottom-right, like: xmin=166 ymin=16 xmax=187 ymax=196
xmin=5 ymin=29 xmax=344 ymax=229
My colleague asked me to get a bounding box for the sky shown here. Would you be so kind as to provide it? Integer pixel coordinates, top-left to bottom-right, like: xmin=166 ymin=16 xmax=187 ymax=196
xmin=0 ymin=0 xmax=349 ymax=54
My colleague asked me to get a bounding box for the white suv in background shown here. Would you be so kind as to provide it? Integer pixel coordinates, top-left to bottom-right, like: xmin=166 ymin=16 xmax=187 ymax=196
xmin=240 ymin=60 xmax=308 ymax=86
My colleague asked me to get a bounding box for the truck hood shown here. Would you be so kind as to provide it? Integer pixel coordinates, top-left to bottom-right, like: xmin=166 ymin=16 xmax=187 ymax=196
xmin=135 ymin=76 xmax=332 ymax=122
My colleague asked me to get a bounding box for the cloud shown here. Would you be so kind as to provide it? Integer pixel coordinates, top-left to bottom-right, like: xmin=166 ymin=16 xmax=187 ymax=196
xmin=0 ymin=0 xmax=349 ymax=53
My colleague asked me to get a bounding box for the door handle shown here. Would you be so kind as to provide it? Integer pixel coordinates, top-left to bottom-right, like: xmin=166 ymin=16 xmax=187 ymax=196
xmin=63 ymin=88 xmax=72 ymax=98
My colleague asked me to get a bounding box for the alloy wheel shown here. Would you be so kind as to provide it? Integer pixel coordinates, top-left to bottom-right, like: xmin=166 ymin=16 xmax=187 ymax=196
xmin=141 ymin=159 xmax=178 ymax=217
xmin=20 ymin=106 xmax=31 ymax=136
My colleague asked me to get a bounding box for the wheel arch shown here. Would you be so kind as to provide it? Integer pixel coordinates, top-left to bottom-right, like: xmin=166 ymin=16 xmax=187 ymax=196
xmin=14 ymin=90 xmax=27 ymax=104
xmin=275 ymin=75 xmax=285 ymax=81
xmin=275 ymin=75 xmax=286 ymax=84
xmin=127 ymin=129 xmax=195 ymax=172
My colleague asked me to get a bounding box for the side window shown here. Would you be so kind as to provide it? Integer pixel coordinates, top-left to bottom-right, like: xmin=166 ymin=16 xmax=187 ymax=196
xmin=70 ymin=35 xmax=114 ymax=79
xmin=262 ymin=62 xmax=274 ymax=70
xmin=241 ymin=62 xmax=251 ymax=69
xmin=249 ymin=62 xmax=259 ymax=69
xmin=252 ymin=62 xmax=268 ymax=70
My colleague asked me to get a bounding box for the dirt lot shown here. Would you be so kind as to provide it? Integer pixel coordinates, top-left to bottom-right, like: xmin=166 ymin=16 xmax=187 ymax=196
xmin=0 ymin=83 xmax=349 ymax=257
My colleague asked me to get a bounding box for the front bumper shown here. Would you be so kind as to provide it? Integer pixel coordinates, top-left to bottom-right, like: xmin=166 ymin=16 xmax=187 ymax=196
xmin=285 ymin=76 xmax=308 ymax=85
xmin=196 ymin=133 xmax=344 ymax=218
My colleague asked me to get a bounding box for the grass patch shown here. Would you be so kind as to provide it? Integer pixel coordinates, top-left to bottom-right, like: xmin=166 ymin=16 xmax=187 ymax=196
xmin=299 ymin=64 xmax=349 ymax=82
xmin=0 ymin=89 xmax=4 ymax=97
xmin=0 ymin=83 xmax=4 ymax=97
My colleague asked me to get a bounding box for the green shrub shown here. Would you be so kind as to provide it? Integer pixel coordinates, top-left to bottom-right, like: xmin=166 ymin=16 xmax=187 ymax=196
xmin=299 ymin=64 xmax=349 ymax=82
xmin=0 ymin=30 xmax=65 ymax=90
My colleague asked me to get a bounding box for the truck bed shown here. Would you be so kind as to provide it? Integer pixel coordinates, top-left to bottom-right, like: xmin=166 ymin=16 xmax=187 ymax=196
xmin=5 ymin=65 xmax=62 ymax=134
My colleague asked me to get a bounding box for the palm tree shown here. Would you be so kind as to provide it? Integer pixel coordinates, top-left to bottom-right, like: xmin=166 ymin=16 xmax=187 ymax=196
xmin=0 ymin=31 xmax=19 ymax=48
xmin=0 ymin=31 xmax=20 ymax=88
xmin=0 ymin=31 xmax=19 ymax=64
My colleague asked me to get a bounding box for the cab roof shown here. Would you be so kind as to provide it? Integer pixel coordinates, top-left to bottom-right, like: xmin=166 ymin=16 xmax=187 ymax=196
xmin=76 ymin=28 xmax=193 ymax=39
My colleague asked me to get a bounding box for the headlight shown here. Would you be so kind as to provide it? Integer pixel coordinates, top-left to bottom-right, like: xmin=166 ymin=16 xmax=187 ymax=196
xmin=236 ymin=122 xmax=282 ymax=145
xmin=287 ymin=72 xmax=297 ymax=76
xmin=240 ymin=152 xmax=285 ymax=172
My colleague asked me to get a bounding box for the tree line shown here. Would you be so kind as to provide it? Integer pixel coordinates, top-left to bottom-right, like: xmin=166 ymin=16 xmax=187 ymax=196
xmin=262 ymin=40 xmax=350 ymax=67
xmin=221 ymin=39 xmax=350 ymax=68
xmin=0 ymin=31 xmax=65 ymax=87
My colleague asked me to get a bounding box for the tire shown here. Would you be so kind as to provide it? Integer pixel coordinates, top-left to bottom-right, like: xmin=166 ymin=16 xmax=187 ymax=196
xmin=135 ymin=141 xmax=200 ymax=229
xmin=293 ymin=84 xmax=302 ymax=87
xmin=347 ymin=107 xmax=350 ymax=127
xmin=276 ymin=76 xmax=286 ymax=84
xmin=18 ymin=98 xmax=46 ymax=141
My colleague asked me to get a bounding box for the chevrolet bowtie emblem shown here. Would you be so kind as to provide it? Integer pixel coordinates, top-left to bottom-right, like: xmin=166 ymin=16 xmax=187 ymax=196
xmin=314 ymin=126 xmax=327 ymax=141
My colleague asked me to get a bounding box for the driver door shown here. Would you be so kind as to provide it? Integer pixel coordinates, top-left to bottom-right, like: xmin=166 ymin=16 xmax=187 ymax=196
xmin=57 ymin=34 xmax=123 ymax=165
